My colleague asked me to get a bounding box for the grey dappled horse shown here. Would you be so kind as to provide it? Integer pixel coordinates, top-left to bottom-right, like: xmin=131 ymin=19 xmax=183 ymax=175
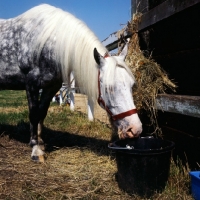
xmin=0 ymin=4 xmax=142 ymax=162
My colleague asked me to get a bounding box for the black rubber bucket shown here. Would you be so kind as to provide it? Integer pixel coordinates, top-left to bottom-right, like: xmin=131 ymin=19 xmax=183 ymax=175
xmin=108 ymin=137 xmax=175 ymax=197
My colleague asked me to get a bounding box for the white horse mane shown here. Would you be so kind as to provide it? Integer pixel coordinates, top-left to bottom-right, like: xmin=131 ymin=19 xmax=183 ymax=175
xmin=18 ymin=4 xmax=134 ymax=103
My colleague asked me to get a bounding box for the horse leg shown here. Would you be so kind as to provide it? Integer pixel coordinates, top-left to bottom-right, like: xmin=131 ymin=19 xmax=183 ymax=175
xmin=38 ymin=119 xmax=44 ymax=150
xmin=36 ymin=87 xmax=61 ymax=149
xmin=26 ymin=88 xmax=45 ymax=162
xmin=26 ymin=84 xmax=61 ymax=162
xmin=69 ymin=90 xmax=75 ymax=111
xmin=87 ymin=99 xmax=94 ymax=121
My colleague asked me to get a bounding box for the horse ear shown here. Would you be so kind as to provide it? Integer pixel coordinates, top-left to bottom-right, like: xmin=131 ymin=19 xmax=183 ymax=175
xmin=119 ymin=38 xmax=130 ymax=60
xmin=93 ymin=48 xmax=105 ymax=66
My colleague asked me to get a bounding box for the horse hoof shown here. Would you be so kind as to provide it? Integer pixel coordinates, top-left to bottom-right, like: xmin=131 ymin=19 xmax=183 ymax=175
xmin=31 ymin=155 xmax=45 ymax=163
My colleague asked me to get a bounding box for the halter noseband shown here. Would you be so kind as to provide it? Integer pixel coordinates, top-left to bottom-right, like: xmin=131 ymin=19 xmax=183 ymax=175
xmin=97 ymin=54 xmax=137 ymax=121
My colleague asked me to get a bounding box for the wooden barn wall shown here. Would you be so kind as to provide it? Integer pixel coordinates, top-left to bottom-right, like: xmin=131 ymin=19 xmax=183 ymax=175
xmin=139 ymin=3 xmax=200 ymax=95
xmin=148 ymin=0 xmax=167 ymax=9
xmin=136 ymin=1 xmax=200 ymax=169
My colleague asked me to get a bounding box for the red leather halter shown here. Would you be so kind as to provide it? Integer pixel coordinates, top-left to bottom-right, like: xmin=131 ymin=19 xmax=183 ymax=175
xmin=97 ymin=54 xmax=137 ymax=121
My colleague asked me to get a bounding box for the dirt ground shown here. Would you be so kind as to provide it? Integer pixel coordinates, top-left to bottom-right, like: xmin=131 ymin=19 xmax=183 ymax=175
xmin=73 ymin=94 xmax=110 ymax=125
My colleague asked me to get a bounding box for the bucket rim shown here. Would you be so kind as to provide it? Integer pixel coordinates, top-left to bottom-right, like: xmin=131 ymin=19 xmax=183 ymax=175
xmin=108 ymin=138 xmax=175 ymax=155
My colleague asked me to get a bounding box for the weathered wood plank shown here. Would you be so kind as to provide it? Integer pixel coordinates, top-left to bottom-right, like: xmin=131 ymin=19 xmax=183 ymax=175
xmin=156 ymin=94 xmax=200 ymax=118
xmin=102 ymin=32 xmax=118 ymax=47
xmin=106 ymin=40 xmax=118 ymax=52
xmin=138 ymin=0 xmax=200 ymax=31
xmin=102 ymin=31 xmax=132 ymax=52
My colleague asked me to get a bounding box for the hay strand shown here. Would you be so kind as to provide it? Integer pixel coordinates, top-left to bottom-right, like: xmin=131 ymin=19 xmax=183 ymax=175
xmin=122 ymin=13 xmax=177 ymax=135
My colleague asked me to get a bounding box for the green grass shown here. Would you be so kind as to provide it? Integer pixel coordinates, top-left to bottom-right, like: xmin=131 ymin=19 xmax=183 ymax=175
xmin=0 ymin=90 xmax=27 ymax=107
xmin=46 ymin=107 xmax=111 ymax=139
xmin=0 ymin=111 xmax=28 ymax=124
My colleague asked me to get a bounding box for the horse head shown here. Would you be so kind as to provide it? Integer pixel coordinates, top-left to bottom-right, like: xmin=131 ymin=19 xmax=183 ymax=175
xmin=93 ymin=44 xmax=142 ymax=139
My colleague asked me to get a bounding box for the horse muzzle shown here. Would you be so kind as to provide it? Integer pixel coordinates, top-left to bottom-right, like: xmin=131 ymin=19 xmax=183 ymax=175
xmin=118 ymin=125 xmax=142 ymax=139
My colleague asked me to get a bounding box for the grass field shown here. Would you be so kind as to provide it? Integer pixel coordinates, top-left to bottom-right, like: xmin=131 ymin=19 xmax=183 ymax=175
xmin=0 ymin=90 xmax=193 ymax=199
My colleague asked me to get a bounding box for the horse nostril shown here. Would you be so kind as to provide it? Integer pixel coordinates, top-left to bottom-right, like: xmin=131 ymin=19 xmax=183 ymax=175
xmin=125 ymin=128 xmax=135 ymax=138
xmin=127 ymin=128 xmax=131 ymax=132
xmin=128 ymin=128 xmax=141 ymax=137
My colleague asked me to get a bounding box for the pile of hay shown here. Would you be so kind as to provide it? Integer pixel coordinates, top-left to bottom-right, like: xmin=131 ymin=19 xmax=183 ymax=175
xmin=123 ymin=13 xmax=176 ymax=135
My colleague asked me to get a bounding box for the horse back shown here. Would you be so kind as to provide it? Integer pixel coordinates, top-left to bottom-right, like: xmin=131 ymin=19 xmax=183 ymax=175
xmin=0 ymin=17 xmax=62 ymax=90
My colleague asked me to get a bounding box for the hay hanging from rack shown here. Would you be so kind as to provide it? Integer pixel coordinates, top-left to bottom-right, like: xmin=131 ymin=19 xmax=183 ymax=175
xmin=121 ymin=13 xmax=177 ymax=135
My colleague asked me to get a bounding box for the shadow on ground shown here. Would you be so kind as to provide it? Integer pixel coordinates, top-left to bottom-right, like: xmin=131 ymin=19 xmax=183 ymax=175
xmin=0 ymin=121 xmax=112 ymax=157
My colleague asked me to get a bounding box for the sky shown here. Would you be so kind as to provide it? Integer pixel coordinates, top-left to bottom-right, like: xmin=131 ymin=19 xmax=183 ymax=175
xmin=0 ymin=0 xmax=131 ymax=41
